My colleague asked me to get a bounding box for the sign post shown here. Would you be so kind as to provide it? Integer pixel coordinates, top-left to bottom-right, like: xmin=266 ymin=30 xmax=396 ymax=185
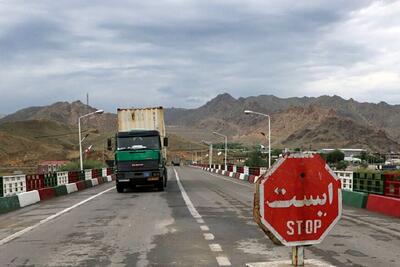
xmin=253 ymin=153 xmax=342 ymax=266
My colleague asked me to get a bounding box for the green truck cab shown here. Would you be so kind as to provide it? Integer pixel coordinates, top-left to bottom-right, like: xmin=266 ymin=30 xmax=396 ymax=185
xmin=110 ymin=107 xmax=168 ymax=192
xmin=115 ymin=130 xmax=168 ymax=192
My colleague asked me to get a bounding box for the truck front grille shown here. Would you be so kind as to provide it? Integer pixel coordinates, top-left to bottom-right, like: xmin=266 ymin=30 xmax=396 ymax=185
xmin=117 ymin=160 xmax=159 ymax=172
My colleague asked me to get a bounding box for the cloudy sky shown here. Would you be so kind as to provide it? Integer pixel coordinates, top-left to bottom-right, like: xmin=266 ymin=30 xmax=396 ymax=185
xmin=1 ymin=0 xmax=400 ymax=113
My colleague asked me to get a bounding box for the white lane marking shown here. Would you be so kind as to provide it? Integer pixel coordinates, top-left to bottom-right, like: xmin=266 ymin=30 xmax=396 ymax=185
xmin=174 ymin=167 xmax=232 ymax=266
xmin=0 ymin=186 xmax=115 ymax=246
xmin=216 ymin=256 xmax=232 ymax=266
xmin=209 ymin=243 xmax=223 ymax=252
xmin=196 ymin=218 xmax=205 ymax=224
xmin=204 ymin=233 xmax=215 ymax=240
xmin=200 ymin=225 xmax=210 ymax=231
xmin=246 ymin=259 xmax=334 ymax=267
xmin=207 ymin=172 xmax=254 ymax=189
xmin=174 ymin=168 xmax=202 ymax=219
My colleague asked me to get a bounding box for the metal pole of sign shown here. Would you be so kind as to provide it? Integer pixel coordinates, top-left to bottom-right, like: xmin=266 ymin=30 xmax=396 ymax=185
xmin=292 ymin=246 xmax=304 ymax=266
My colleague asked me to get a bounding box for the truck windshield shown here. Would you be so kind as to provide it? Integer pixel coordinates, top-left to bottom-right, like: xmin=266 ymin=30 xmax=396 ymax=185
xmin=117 ymin=136 xmax=160 ymax=150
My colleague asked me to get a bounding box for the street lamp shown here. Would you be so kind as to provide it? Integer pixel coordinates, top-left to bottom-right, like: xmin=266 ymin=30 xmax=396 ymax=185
xmin=202 ymin=140 xmax=213 ymax=168
xmin=213 ymin=132 xmax=227 ymax=169
xmin=244 ymin=110 xmax=271 ymax=169
xmin=78 ymin=109 xmax=104 ymax=171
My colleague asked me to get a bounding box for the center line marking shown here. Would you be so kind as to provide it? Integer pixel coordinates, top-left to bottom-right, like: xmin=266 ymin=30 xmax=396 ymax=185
xmin=200 ymin=225 xmax=210 ymax=231
xmin=216 ymin=256 xmax=232 ymax=266
xmin=174 ymin=168 xmax=202 ymax=219
xmin=174 ymin=167 xmax=232 ymax=266
xmin=196 ymin=218 xmax=205 ymax=224
xmin=0 ymin=186 xmax=115 ymax=246
xmin=204 ymin=233 xmax=215 ymax=240
xmin=209 ymin=243 xmax=223 ymax=252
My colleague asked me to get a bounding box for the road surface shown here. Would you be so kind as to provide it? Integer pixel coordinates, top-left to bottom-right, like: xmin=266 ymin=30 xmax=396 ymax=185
xmin=0 ymin=166 xmax=399 ymax=266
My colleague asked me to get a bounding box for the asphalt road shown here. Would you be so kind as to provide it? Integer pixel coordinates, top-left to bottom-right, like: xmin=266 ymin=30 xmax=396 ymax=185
xmin=0 ymin=166 xmax=399 ymax=266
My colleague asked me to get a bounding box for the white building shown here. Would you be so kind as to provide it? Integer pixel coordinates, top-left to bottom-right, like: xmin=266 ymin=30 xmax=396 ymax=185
xmin=320 ymin=148 xmax=366 ymax=157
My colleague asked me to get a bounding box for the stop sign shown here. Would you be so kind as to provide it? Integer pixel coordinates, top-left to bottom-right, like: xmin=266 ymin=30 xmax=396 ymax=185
xmin=257 ymin=154 xmax=341 ymax=246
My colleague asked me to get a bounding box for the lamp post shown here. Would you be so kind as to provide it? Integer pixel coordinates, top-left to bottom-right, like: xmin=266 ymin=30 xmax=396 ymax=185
xmin=244 ymin=110 xmax=271 ymax=169
xmin=213 ymin=132 xmax=227 ymax=169
xmin=202 ymin=140 xmax=213 ymax=168
xmin=78 ymin=109 xmax=104 ymax=171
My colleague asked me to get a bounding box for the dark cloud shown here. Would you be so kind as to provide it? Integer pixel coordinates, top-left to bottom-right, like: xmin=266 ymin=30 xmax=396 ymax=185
xmin=0 ymin=0 xmax=399 ymax=114
xmin=0 ymin=19 xmax=67 ymax=60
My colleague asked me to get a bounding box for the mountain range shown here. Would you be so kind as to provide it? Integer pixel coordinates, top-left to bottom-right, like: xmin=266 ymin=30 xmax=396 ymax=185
xmin=165 ymin=93 xmax=400 ymax=152
xmin=0 ymin=93 xmax=399 ymax=169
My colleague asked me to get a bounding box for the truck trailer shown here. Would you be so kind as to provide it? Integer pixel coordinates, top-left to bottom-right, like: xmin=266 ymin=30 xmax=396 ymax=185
xmin=109 ymin=107 xmax=168 ymax=192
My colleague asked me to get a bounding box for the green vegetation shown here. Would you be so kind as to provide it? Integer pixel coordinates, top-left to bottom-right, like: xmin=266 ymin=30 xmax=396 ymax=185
xmin=320 ymin=149 xmax=347 ymax=170
xmin=271 ymin=148 xmax=283 ymax=157
xmin=60 ymin=159 xmax=104 ymax=171
xmin=213 ymin=142 xmax=246 ymax=150
xmin=359 ymin=151 xmax=385 ymax=164
xmin=244 ymin=150 xmax=268 ymax=167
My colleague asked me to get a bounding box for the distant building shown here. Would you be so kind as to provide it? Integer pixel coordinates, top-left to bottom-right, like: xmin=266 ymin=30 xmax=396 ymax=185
xmin=320 ymin=148 xmax=366 ymax=157
xmin=38 ymin=160 xmax=69 ymax=174
xmin=344 ymin=156 xmax=362 ymax=163
xmin=385 ymin=152 xmax=400 ymax=163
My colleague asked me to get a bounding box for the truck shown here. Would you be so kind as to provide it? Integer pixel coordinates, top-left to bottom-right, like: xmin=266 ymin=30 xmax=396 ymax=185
xmin=108 ymin=107 xmax=168 ymax=192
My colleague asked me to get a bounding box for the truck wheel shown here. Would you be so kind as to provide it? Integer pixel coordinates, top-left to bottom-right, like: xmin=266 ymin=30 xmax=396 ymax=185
xmin=116 ymin=183 xmax=124 ymax=193
xmin=157 ymin=179 xmax=165 ymax=191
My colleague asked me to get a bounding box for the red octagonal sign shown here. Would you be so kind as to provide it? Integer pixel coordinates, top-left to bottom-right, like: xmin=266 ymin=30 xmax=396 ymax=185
xmin=258 ymin=154 xmax=342 ymax=246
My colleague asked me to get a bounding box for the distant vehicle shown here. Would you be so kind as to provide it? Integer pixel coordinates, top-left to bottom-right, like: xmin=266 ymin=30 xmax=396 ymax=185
xmin=172 ymin=157 xmax=181 ymax=166
xmin=108 ymin=107 xmax=168 ymax=192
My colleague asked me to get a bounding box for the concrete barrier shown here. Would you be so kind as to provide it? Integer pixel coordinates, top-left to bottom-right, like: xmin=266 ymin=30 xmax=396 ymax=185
xmin=54 ymin=185 xmax=68 ymax=196
xmin=17 ymin=191 xmax=40 ymax=207
xmin=65 ymin=183 xmax=78 ymax=194
xmin=248 ymin=175 xmax=256 ymax=183
xmin=38 ymin=188 xmax=55 ymax=201
xmin=84 ymin=180 xmax=93 ymax=188
xmin=76 ymin=180 xmax=86 ymax=191
xmin=91 ymin=178 xmax=99 ymax=186
xmin=342 ymin=190 xmax=368 ymax=208
xmin=0 ymin=195 xmax=20 ymax=214
xmin=366 ymin=194 xmax=400 ymax=218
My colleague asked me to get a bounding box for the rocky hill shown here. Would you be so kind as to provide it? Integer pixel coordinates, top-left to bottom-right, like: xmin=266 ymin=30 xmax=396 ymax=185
xmin=0 ymin=102 xmax=117 ymax=169
xmin=165 ymin=93 xmax=400 ymax=152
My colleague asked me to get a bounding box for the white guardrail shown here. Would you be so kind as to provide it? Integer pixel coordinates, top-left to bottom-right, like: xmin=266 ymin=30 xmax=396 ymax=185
xmin=334 ymin=171 xmax=353 ymax=191
xmin=56 ymin=171 xmax=69 ymax=185
xmin=1 ymin=175 xmax=27 ymax=197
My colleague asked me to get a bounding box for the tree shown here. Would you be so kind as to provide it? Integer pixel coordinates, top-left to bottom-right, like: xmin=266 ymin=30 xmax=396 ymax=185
xmin=245 ymin=150 xmax=267 ymax=167
xmin=326 ymin=150 xmax=345 ymax=164
xmin=336 ymin=160 xmax=348 ymax=170
xmin=271 ymin=148 xmax=283 ymax=157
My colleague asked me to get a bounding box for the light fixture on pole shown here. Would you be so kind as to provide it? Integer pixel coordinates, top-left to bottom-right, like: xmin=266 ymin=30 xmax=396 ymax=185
xmin=78 ymin=109 xmax=104 ymax=171
xmin=213 ymin=131 xmax=227 ymax=169
xmin=244 ymin=110 xmax=271 ymax=169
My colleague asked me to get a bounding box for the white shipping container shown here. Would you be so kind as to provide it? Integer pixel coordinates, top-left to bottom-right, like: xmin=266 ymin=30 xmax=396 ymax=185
xmin=117 ymin=107 xmax=167 ymax=157
xmin=117 ymin=107 xmax=165 ymax=139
